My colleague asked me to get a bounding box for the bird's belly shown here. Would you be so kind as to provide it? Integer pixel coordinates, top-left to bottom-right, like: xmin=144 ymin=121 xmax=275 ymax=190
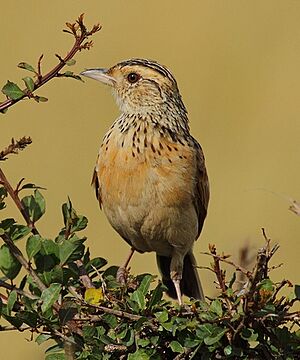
xmin=97 ymin=135 xmax=198 ymax=255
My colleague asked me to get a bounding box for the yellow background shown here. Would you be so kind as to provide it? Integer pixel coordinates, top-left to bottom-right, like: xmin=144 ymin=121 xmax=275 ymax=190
xmin=1 ymin=1 xmax=300 ymax=358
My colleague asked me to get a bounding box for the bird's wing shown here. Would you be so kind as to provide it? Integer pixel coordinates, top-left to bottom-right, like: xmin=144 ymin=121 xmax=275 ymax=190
xmin=193 ymin=142 xmax=210 ymax=238
xmin=91 ymin=168 xmax=102 ymax=209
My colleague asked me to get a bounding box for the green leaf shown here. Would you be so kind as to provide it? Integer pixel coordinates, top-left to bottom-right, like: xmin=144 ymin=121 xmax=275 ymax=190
xmin=224 ymin=345 xmax=232 ymax=355
xmin=210 ymin=299 xmax=223 ymax=317
xmin=7 ymin=290 xmax=17 ymax=315
xmin=204 ymin=327 xmax=228 ymax=346
xmin=18 ymin=310 xmax=38 ymax=327
xmin=0 ymin=107 xmax=8 ymax=114
xmin=102 ymin=313 xmax=118 ymax=328
xmin=59 ymin=71 xmax=83 ymax=82
xmin=131 ymin=289 xmax=145 ymax=310
xmin=19 ymin=183 xmax=46 ymax=191
xmin=128 ymin=349 xmax=150 ymax=360
xmin=59 ymin=237 xmax=80 ymax=264
xmin=9 ymin=224 xmax=31 ymax=241
xmin=34 ymin=95 xmax=48 ymax=103
xmin=229 ymin=272 xmax=236 ymax=288
xmin=45 ymin=354 xmax=65 ymax=360
xmin=21 ymin=189 xmax=45 ymax=223
xmin=137 ymin=338 xmax=150 ymax=347
xmin=34 ymin=190 xmax=45 ymax=220
xmin=295 ymin=285 xmax=300 ymax=300
xmin=0 ymin=187 xmax=7 ymax=210
xmin=85 ymin=257 xmax=107 ymax=273
xmin=138 ymin=274 xmax=153 ymax=295
xmin=36 ymin=333 xmax=52 ymax=345
xmin=0 ymin=244 xmax=22 ymax=279
xmin=3 ymin=314 xmax=23 ymax=328
xmin=169 ymin=340 xmax=184 ymax=353
xmin=26 ymin=235 xmax=42 ymax=260
xmin=18 ymin=62 xmax=36 ymax=73
xmin=241 ymin=328 xmax=258 ymax=342
xmin=2 ymin=81 xmax=25 ymax=100
xmin=22 ymin=77 xmax=35 ymax=91
xmin=34 ymin=239 xmax=60 ymax=272
xmin=148 ymin=282 xmax=164 ymax=309
xmin=0 ymin=218 xmax=15 ymax=230
xmin=259 ymin=279 xmax=274 ymax=291
xmin=41 ymin=283 xmax=61 ymax=313
xmin=196 ymin=323 xmax=215 ymax=340
xmin=154 ymin=310 xmax=168 ymax=323
xmin=66 ymin=59 xmax=76 ymax=66
xmin=71 ymin=215 xmax=88 ymax=232
xmin=45 ymin=344 xmax=64 ymax=354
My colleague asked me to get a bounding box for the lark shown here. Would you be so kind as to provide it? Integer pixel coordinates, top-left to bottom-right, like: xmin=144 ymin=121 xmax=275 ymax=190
xmin=81 ymin=59 xmax=209 ymax=304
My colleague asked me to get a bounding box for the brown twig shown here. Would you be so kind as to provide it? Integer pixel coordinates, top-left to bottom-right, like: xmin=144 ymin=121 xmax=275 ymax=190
xmin=0 ymin=279 xmax=38 ymax=300
xmin=0 ymin=14 xmax=101 ymax=113
xmin=201 ymin=251 xmax=252 ymax=280
xmin=0 ymin=137 xmax=32 ymax=161
xmin=0 ymin=167 xmax=38 ymax=234
xmin=208 ymin=244 xmax=233 ymax=313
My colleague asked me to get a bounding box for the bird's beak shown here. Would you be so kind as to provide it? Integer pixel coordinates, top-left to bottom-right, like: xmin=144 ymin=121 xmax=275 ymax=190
xmin=80 ymin=68 xmax=116 ymax=86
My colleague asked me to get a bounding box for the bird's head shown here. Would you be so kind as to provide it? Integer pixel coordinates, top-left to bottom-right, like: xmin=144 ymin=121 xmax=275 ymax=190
xmin=81 ymin=58 xmax=187 ymax=116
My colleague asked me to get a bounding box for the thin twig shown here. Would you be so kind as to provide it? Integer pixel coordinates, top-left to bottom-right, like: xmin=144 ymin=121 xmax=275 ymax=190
xmin=0 ymin=279 xmax=38 ymax=300
xmin=201 ymin=252 xmax=253 ymax=279
xmin=0 ymin=137 xmax=32 ymax=161
xmin=0 ymin=167 xmax=38 ymax=234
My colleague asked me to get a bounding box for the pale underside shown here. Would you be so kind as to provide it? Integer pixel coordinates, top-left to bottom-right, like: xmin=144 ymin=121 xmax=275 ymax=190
xmin=94 ymin=117 xmax=209 ymax=259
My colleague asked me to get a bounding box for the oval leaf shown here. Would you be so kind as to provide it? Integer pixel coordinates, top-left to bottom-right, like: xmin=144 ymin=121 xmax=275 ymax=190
xmin=2 ymin=81 xmax=25 ymax=100
xmin=0 ymin=244 xmax=21 ymax=279
xmin=41 ymin=283 xmax=61 ymax=313
xmin=18 ymin=62 xmax=36 ymax=73
xmin=26 ymin=235 xmax=42 ymax=260
xmin=22 ymin=77 xmax=35 ymax=92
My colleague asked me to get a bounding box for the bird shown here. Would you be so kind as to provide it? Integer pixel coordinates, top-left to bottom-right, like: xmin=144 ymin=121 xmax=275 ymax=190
xmin=81 ymin=58 xmax=209 ymax=305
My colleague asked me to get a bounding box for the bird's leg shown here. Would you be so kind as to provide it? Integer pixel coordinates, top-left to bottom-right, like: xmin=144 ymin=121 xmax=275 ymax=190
xmin=170 ymin=250 xmax=184 ymax=306
xmin=172 ymin=278 xmax=183 ymax=306
xmin=116 ymin=247 xmax=135 ymax=284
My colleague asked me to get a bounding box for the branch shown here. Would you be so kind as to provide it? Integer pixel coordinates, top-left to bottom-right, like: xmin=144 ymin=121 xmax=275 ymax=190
xmin=0 ymin=14 xmax=101 ymax=113
xmin=0 ymin=137 xmax=32 ymax=161
xmin=0 ymin=167 xmax=38 ymax=234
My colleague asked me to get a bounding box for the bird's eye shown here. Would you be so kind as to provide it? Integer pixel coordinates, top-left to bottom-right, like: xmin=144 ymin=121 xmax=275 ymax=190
xmin=127 ymin=72 xmax=140 ymax=84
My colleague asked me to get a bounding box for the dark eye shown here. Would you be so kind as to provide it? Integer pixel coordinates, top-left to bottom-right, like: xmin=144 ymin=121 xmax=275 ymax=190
xmin=127 ymin=72 xmax=140 ymax=84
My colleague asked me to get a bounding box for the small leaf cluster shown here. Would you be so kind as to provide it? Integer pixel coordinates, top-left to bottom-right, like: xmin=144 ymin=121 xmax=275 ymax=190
xmin=0 ymin=185 xmax=299 ymax=360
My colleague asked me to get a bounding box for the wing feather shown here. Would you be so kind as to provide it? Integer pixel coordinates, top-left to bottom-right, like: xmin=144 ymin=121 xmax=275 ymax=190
xmin=91 ymin=168 xmax=102 ymax=209
xmin=193 ymin=142 xmax=209 ymax=238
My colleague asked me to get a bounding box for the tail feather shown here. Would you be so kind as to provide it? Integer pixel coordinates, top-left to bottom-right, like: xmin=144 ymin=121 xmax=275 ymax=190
xmin=156 ymin=251 xmax=204 ymax=301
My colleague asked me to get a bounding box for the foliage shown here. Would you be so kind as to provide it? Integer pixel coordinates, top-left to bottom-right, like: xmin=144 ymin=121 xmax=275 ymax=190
xmin=0 ymin=13 xmax=299 ymax=360
xmin=0 ymin=182 xmax=299 ymax=360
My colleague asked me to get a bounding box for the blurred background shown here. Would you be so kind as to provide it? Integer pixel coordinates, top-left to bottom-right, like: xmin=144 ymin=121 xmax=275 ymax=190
xmin=1 ymin=1 xmax=300 ymax=358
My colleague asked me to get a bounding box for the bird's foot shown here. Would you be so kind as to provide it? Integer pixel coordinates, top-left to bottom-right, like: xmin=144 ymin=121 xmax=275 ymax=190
xmin=116 ymin=266 xmax=129 ymax=284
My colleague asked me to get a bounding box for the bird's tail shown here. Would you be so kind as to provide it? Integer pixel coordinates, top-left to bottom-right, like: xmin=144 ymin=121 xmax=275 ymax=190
xmin=156 ymin=251 xmax=204 ymax=301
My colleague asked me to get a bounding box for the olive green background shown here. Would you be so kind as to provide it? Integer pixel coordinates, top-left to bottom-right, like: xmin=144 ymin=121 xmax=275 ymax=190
xmin=1 ymin=1 xmax=300 ymax=358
